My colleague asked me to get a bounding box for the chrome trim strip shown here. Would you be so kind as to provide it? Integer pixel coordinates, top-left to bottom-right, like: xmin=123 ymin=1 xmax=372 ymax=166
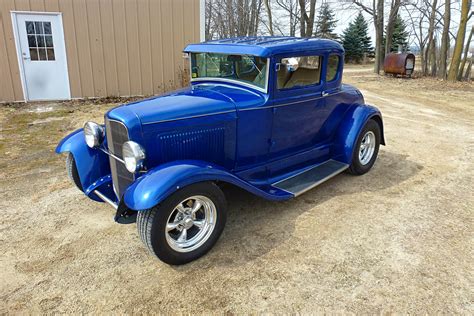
xmin=94 ymin=190 xmax=118 ymax=210
xmin=141 ymin=110 xmax=236 ymax=125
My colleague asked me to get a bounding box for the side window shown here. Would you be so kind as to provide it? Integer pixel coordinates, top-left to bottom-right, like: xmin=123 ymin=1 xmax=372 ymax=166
xmin=277 ymin=55 xmax=321 ymax=90
xmin=326 ymin=54 xmax=340 ymax=82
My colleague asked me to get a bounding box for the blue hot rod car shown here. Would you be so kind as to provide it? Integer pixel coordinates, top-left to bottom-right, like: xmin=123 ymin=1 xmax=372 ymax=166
xmin=57 ymin=37 xmax=384 ymax=265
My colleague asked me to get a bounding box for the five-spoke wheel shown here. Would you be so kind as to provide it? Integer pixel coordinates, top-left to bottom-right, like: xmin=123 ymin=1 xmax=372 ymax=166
xmin=137 ymin=182 xmax=227 ymax=265
xmin=349 ymin=119 xmax=381 ymax=175
xmin=165 ymin=196 xmax=217 ymax=253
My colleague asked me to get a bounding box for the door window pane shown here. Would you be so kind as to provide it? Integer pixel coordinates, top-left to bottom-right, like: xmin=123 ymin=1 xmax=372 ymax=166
xmin=34 ymin=22 xmax=43 ymax=34
xmin=25 ymin=21 xmax=55 ymax=62
xmin=37 ymin=35 xmax=45 ymax=47
xmin=38 ymin=48 xmax=47 ymax=61
xmin=47 ymin=48 xmax=55 ymax=61
xmin=28 ymin=35 xmax=37 ymax=48
xmin=326 ymin=55 xmax=340 ymax=82
xmin=277 ymin=56 xmax=322 ymax=89
xmin=26 ymin=22 xmax=35 ymax=34
xmin=29 ymin=48 xmax=39 ymax=61
xmin=45 ymin=35 xmax=54 ymax=47
xmin=43 ymin=22 xmax=52 ymax=34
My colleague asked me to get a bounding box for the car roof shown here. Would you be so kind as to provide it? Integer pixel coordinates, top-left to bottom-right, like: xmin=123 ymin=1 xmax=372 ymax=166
xmin=184 ymin=36 xmax=344 ymax=57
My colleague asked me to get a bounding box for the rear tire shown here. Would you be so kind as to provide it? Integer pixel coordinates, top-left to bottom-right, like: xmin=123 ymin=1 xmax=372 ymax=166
xmin=137 ymin=182 xmax=227 ymax=265
xmin=349 ymin=119 xmax=381 ymax=175
xmin=66 ymin=153 xmax=82 ymax=191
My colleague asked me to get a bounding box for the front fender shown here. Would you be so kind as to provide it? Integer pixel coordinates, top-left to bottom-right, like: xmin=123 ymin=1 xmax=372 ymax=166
xmin=332 ymin=104 xmax=385 ymax=164
xmin=56 ymin=129 xmax=111 ymax=194
xmin=123 ymin=160 xmax=292 ymax=211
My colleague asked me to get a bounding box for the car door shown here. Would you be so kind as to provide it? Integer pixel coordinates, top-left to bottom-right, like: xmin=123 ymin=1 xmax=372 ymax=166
xmin=268 ymin=53 xmax=329 ymax=169
xmin=316 ymin=53 xmax=348 ymax=142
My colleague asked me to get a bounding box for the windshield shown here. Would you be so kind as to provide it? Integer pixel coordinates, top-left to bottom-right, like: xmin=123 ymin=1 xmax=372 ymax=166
xmin=190 ymin=53 xmax=268 ymax=91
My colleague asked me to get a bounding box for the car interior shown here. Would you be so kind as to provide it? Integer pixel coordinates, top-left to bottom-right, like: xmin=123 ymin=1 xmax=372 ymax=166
xmin=277 ymin=56 xmax=322 ymax=89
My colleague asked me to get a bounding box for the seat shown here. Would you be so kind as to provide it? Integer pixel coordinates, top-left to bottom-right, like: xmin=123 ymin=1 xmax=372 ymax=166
xmin=284 ymin=67 xmax=320 ymax=89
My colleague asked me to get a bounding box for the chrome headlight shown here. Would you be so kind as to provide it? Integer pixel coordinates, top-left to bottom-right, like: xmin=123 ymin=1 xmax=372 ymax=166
xmin=84 ymin=121 xmax=104 ymax=148
xmin=122 ymin=141 xmax=146 ymax=173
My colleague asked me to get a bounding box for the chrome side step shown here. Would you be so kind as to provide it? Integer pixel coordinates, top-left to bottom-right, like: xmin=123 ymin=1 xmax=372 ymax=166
xmin=272 ymin=160 xmax=349 ymax=196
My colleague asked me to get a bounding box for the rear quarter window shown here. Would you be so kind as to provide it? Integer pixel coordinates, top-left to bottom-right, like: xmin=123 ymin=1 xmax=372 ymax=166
xmin=326 ymin=55 xmax=340 ymax=82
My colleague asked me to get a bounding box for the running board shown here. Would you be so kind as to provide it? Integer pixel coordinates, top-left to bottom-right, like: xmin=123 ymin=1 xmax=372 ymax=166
xmin=272 ymin=160 xmax=349 ymax=196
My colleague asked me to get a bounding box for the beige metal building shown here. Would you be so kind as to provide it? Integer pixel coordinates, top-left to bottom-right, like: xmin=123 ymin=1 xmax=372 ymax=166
xmin=0 ymin=0 xmax=204 ymax=102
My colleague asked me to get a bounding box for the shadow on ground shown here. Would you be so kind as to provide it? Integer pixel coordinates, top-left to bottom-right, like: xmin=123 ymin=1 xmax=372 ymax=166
xmin=171 ymin=150 xmax=423 ymax=270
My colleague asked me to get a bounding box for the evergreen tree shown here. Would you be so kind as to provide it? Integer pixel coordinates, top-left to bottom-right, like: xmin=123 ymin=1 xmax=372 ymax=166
xmin=389 ymin=14 xmax=409 ymax=52
xmin=314 ymin=3 xmax=339 ymax=40
xmin=341 ymin=12 xmax=373 ymax=63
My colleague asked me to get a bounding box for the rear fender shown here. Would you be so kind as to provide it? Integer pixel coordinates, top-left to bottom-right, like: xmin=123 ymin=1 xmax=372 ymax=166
xmin=56 ymin=129 xmax=111 ymax=196
xmin=123 ymin=160 xmax=291 ymax=211
xmin=332 ymin=104 xmax=385 ymax=164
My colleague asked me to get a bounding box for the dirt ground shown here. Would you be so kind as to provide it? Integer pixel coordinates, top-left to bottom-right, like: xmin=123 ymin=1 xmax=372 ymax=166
xmin=1 ymin=66 xmax=473 ymax=313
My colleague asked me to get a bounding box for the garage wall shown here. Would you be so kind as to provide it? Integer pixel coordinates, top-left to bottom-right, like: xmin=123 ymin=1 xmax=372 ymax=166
xmin=0 ymin=0 xmax=201 ymax=102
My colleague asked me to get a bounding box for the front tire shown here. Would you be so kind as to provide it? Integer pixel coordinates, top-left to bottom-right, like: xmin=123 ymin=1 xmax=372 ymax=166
xmin=349 ymin=119 xmax=381 ymax=175
xmin=137 ymin=182 xmax=227 ymax=265
xmin=66 ymin=153 xmax=82 ymax=191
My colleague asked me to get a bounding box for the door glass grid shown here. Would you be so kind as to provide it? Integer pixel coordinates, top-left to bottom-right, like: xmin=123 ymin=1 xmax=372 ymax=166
xmin=25 ymin=21 xmax=55 ymax=61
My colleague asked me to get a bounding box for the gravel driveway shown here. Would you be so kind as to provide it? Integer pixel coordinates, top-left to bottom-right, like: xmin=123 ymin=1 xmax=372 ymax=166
xmin=1 ymin=68 xmax=473 ymax=313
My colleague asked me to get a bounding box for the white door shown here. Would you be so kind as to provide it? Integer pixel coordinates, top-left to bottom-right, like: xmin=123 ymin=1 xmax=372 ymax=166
xmin=12 ymin=12 xmax=70 ymax=101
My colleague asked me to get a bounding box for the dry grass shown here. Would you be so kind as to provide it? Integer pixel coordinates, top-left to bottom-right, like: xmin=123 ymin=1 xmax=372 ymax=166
xmin=0 ymin=68 xmax=473 ymax=313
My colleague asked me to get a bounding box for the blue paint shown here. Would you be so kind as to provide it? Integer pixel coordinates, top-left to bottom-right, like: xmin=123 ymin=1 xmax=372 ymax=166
xmin=56 ymin=36 xmax=384 ymax=212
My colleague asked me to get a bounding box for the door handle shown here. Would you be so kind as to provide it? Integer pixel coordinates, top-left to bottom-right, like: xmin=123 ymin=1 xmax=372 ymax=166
xmin=23 ymin=56 xmax=31 ymax=60
xmin=322 ymin=91 xmax=329 ymax=97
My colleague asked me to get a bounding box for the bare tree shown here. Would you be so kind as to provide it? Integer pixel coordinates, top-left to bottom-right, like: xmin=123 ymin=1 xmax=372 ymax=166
xmin=426 ymin=0 xmax=439 ymax=76
xmin=298 ymin=0 xmax=317 ymax=37
xmin=438 ymin=0 xmax=450 ymax=79
xmin=458 ymin=25 xmax=474 ymax=80
xmin=205 ymin=0 xmax=264 ymax=40
xmin=447 ymin=0 xmax=471 ymax=81
xmin=352 ymin=0 xmax=384 ymax=73
xmin=385 ymin=0 xmax=403 ymax=55
xmin=275 ymin=0 xmax=300 ymax=36
xmin=264 ymin=0 xmax=274 ymax=35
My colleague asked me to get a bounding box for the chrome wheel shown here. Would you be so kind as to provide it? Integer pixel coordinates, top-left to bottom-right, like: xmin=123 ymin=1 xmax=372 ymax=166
xmin=165 ymin=196 xmax=217 ymax=253
xmin=359 ymin=131 xmax=376 ymax=165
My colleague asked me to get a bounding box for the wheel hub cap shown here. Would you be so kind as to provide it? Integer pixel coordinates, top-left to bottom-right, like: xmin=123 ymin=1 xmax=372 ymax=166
xmin=183 ymin=217 xmax=194 ymax=229
xmin=359 ymin=131 xmax=376 ymax=165
xmin=165 ymin=196 xmax=217 ymax=253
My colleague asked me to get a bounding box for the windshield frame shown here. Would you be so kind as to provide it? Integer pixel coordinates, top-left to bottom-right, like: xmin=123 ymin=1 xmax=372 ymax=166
xmin=188 ymin=52 xmax=270 ymax=94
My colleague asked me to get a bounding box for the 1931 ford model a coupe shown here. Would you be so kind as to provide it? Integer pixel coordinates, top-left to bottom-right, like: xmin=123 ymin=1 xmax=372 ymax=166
xmin=57 ymin=37 xmax=385 ymax=265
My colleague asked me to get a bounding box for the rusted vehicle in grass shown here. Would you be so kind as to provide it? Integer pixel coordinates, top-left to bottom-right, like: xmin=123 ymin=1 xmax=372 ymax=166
xmin=384 ymin=52 xmax=415 ymax=77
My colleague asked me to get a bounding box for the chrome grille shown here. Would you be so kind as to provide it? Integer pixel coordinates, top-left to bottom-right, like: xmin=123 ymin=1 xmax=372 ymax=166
xmin=105 ymin=119 xmax=134 ymax=198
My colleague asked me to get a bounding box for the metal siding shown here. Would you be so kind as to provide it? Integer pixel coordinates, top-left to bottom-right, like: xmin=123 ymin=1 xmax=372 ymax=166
xmin=1 ymin=0 xmax=24 ymax=101
xmin=150 ymin=0 xmax=164 ymax=93
xmin=125 ymin=0 xmax=142 ymax=96
xmin=59 ymin=0 xmax=82 ymax=98
xmin=99 ymin=0 xmax=119 ymax=96
xmin=0 ymin=0 xmax=200 ymax=102
xmin=86 ymin=0 xmax=107 ymax=96
xmin=73 ymin=0 xmax=95 ymax=97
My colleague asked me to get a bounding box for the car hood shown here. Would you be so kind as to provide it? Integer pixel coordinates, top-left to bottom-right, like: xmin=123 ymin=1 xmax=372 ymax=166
xmin=106 ymin=84 xmax=266 ymax=127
